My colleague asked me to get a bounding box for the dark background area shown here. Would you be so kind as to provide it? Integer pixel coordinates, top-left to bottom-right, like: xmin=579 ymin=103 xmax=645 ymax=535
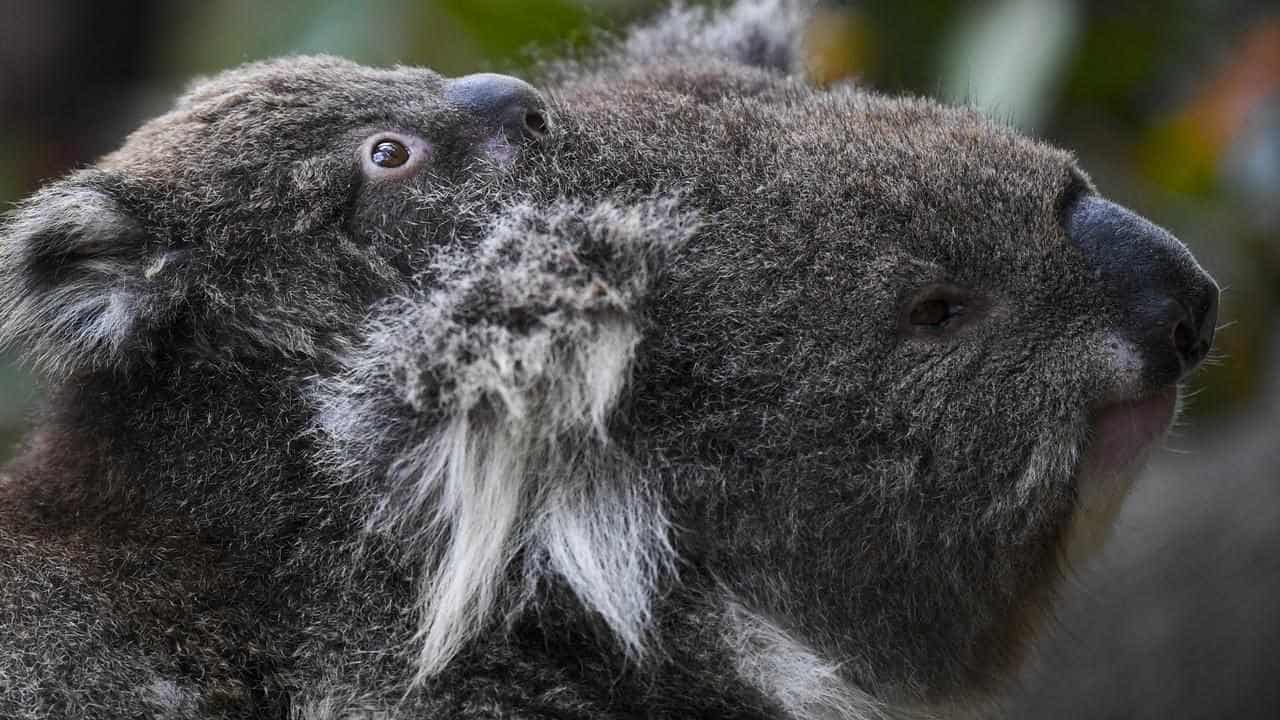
xmin=1 ymin=1 xmax=1276 ymax=717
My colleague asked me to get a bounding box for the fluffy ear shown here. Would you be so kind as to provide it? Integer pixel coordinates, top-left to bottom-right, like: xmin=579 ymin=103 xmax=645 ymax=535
xmin=0 ymin=170 xmax=179 ymax=378
xmin=622 ymin=0 xmax=817 ymax=74
xmin=314 ymin=197 xmax=698 ymax=681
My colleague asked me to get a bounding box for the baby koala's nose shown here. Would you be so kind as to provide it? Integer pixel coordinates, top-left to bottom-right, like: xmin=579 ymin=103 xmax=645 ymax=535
xmin=1066 ymin=195 xmax=1219 ymax=388
xmin=445 ymin=73 xmax=550 ymax=144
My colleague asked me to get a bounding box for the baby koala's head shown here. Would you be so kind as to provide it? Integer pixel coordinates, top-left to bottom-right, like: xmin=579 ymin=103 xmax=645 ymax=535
xmin=0 ymin=57 xmax=552 ymax=380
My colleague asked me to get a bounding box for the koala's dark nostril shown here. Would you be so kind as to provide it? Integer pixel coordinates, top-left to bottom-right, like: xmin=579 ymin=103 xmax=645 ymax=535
xmin=1172 ymin=313 xmax=1197 ymax=361
xmin=523 ymin=109 xmax=549 ymax=139
xmin=1179 ymin=285 xmax=1218 ymax=371
xmin=1066 ymin=194 xmax=1220 ymax=386
xmin=1168 ymin=291 xmax=1216 ymax=374
xmin=445 ymin=72 xmax=550 ymax=144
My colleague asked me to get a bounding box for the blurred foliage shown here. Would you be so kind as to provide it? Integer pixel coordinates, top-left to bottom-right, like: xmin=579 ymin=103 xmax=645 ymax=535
xmin=1 ymin=0 xmax=1277 ymax=465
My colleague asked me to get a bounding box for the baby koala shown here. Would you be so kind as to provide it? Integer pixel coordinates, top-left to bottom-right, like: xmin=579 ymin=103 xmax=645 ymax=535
xmin=0 ymin=1 xmax=1217 ymax=718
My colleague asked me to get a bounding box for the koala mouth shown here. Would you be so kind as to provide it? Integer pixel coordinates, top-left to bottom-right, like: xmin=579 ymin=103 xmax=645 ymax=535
xmin=1062 ymin=385 xmax=1178 ymax=564
xmin=1082 ymin=385 xmax=1179 ymax=481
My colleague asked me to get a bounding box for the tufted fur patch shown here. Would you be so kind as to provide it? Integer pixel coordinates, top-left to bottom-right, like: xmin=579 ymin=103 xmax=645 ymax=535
xmin=315 ymin=198 xmax=697 ymax=679
xmin=725 ymin=603 xmax=897 ymax=720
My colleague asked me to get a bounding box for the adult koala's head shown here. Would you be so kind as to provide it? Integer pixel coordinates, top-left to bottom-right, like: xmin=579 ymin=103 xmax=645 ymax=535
xmin=317 ymin=2 xmax=1218 ymax=715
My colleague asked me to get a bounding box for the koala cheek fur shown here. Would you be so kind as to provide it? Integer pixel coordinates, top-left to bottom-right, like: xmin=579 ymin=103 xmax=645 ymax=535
xmin=0 ymin=1 xmax=1218 ymax=718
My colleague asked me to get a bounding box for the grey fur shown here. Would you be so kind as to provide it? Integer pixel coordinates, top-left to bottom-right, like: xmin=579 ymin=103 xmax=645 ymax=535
xmin=620 ymin=0 xmax=815 ymax=73
xmin=0 ymin=2 xmax=1214 ymax=719
xmin=314 ymin=199 xmax=692 ymax=680
xmin=0 ymin=178 xmax=156 ymax=379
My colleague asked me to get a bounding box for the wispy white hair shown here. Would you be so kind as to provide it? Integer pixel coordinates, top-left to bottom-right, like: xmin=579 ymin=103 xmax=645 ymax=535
xmin=314 ymin=197 xmax=698 ymax=681
xmin=725 ymin=603 xmax=953 ymax=720
xmin=621 ymin=0 xmax=816 ymax=73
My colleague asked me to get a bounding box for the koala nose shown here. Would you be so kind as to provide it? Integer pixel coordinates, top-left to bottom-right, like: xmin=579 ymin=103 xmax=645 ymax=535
xmin=1066 ymin=195 xmax=1219 ymax=386
xmin=445 ymin=73 xmax=550 ymax=143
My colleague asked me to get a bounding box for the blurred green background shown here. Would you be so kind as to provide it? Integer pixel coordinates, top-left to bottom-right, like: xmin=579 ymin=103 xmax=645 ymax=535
xmin=1 ymin=1 xmax=1277 ymax=717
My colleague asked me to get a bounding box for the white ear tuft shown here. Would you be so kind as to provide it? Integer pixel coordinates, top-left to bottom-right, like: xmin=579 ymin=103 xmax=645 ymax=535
xmin=313 ymin=198 xmax=697 ymax=680
xmin=529 ymin=455 xmax=674 ymax=660
xmin=0 ymin=173 xmax=164 ymax=378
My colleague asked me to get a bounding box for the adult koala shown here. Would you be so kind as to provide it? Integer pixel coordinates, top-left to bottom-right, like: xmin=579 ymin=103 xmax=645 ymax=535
xmin=0 ymin=1 xmax=1218 ymax=719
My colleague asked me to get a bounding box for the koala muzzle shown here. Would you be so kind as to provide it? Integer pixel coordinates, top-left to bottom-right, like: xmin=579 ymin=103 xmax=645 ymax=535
xmin=445 ymin=73 xmax=550 ymax=143
xmin=1067 ymin=195 xmax=1219 ymax=387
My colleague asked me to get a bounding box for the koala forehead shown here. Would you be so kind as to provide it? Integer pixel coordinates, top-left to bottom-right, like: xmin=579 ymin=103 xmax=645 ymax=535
xmin=541 ymin=68 xmax=1081 ymax=293
xmin=100 ymin=57 xmax=451 ymax=181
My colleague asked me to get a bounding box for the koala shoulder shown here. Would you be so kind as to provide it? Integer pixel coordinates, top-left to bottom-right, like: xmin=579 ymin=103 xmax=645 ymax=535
xmin=0 ymin=506 xmax=278 ymax=718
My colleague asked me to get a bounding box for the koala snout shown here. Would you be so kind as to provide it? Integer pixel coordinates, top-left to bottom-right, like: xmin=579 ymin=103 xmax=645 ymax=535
xmin=1066 ymin=195 xmax=1219 ymax=387
xmin=445 ymin=72 xmax=550 ymax=144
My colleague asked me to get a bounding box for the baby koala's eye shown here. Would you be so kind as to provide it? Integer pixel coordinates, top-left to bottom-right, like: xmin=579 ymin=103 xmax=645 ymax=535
xmin=359 ymin=131 xmax=430 ymax=180
xmin=371 ymin=140 xmax=409 ymax=168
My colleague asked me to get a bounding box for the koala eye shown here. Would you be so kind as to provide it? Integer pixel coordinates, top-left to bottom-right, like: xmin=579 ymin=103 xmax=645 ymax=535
xmin=371 ymin=140 xmax=409 ymax=168
xmin=359 ymin=131 xmax=430 ymax=180
xmin=902 ymin=285 xmax=983 ymax=337
xmin=910 ymin=297 xmax=958 ymax=327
